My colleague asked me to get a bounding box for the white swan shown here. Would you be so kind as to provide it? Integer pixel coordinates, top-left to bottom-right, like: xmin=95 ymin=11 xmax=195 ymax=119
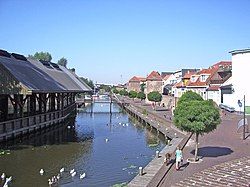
xmin=3 ymin=176 xmax=12 ymax=187
xmin=39 ymin=169 xmax=44 ymax=175
xmin=80 ymin=173 xmax=86 ymax=179
xmin=71 ymin=171 xmax=76 ymax=177
xmin=1 ymin=173 xmax=5 ymax=180
xmin=70 ymin=169 xmax=75 ymax=174
xmin=60 ymin=167 xmax=65 ymax=173
xmin=105 ymin=138 xmax=109 ymax=142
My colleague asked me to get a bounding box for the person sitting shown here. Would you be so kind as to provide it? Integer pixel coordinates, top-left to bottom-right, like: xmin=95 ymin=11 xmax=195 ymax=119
xmin=164 ymin=153 xmax=171 ymax=166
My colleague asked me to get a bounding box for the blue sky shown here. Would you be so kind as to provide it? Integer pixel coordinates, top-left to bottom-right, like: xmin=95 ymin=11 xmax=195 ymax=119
xmin=1 ymin=0 xmax=250 ymax=84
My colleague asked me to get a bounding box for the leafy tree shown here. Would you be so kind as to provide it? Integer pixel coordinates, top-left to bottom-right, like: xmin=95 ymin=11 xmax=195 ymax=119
xmin=147 ymin=91 xmax=162 ymax=108
xmin=177 ymin=90 xmax=203 ymax=106
xmin=58 ymin=57 xmax=68 ymax=67
xmin=137 ymin=92 xmax=146 ymax=101
xmin=119 ymin=89 xmax=128 ymax=96
xmin=140 ymin=83 xmax=146 ymax=92
xmin=80 ymin=77 xmax=94 ymax=89
xmin=112 ymin=88 xmax=119 ymax=94
xmin=174 ymin=99 xmax=221 ymax=161
xmin=129 ymin=90 xmax=137 ymax=100
xmin=30 ymin=52 xmax=52 ymax=61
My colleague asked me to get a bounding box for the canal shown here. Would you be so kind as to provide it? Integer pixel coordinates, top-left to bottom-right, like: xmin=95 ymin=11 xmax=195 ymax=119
xmin=0 ymin=102 xmax=166 ymax=187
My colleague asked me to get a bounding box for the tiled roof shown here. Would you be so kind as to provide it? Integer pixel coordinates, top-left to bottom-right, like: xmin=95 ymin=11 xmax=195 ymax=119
xmin=183 ymin=71 xmax=196 ymax=79
xmin=174 ymin=81 xmax=184 ymax=88
xmin=163 ymin=74 xmax=171 ymax=80
xmin=146 ymin=71 xmax=162 ymax=81
xmin=129 ymin=76 xmax=146 ymax=82
xmin=207 ymin=85 xmax=220 ymax=91
xmin=212 ymin=61 xmax=231 ymax=68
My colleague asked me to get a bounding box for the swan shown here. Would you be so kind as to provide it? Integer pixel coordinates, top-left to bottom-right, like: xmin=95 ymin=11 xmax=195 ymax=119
xmin=60 ymin=167 xmax=65 ymax=173
xmin=39 ymin=169 xmax=44 ymax=175
xmin=105 ymin=138 xmax=109 ymax=142
xmin=1 ymin=173 xmax=5 ymax=180
xmin=71 ymin=171 xmax=76 ymax=177
xmin=70 ymin=169 xmax=75 ymax=174
xmin=3 ymin=176 xmax=12 ymax=187
xmin=48 ymin=179 xmax=53 ymax=186
xmin=80 ymin=173 xmax=86 ymax=179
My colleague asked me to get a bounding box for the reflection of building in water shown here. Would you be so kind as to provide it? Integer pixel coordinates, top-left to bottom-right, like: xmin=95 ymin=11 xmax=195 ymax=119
xmin=0 ymin=49 xmax=92 ymax=142
xmin=145 ymin=129 xmax=159 ymax=145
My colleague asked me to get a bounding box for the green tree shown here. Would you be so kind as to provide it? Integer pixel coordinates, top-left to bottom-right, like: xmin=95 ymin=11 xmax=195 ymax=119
xmin=112 ymin=88 xmax=119 ymax=94
xmin=177 ymin=90 xmax=203 ymax=106
xmin=140 ymin=83 xmax=146 ymax=92
xmin=119 ymin=89 xmax=128 ymax=96
xmin=58 ymin=57 xmax=68 ymax=67
xmin=30 ymin=52 xmax=52 ymax=61
xmin=80 ymin=77 xmax=94 ymax=89
xmin=137 ymin=92 xmax=146 ymax=101
xmin=147 ymin=91 xmax=162 ymax=109
xmin=174 ymin=99 xmax=221 ymax=161
xmin=129 ymin=90 xmax=137 ymax=100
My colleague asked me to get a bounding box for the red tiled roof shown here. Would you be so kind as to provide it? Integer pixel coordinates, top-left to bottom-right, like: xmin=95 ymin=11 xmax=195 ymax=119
xmin=163 ymin=74 xmax=171 ymax=80
xmin=146 ymin=71 xmax=162 ymax=81
xmin=183 ymin=71 xmax=196 ymax=79
xmin=207 ymin=85 xmax=220 ymax=91
xmin=129 ymin=76 xmax=146 ymax=82
xmin=212 ymin=61 xmax=231 ymax=68
xmin=174 ymin=81 xmax=184 ymax=88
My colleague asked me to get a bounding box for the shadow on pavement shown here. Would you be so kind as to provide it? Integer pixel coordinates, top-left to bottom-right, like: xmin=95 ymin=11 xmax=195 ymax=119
xmin=190 ymin=146 xmax=233 ymax=158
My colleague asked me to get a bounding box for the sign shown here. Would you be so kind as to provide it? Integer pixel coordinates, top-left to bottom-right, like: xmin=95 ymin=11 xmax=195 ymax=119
xmin=238 ymin=100 xmax=242 ymax=108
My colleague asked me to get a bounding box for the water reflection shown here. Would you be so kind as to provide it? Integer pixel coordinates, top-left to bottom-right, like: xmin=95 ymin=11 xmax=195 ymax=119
xmin=0 ymin=103 xmax=165 ymax=187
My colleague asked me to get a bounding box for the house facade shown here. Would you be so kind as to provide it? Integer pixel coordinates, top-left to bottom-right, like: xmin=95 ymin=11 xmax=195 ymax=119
xmin=145 ymin=71 xmax=162 ymax=102
xmin=127 ymin=76 xmax=146 ymax=93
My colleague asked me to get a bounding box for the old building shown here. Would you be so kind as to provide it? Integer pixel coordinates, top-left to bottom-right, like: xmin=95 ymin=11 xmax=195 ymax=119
xmin=127 ymin=76 xmax=146 ymax=92
xmin=145 ymin=71 xmax=162 ymax=102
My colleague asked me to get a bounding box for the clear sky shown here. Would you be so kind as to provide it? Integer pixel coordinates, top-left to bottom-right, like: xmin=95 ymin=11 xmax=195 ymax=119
xmin=1 ymin=0 xmax=250 ymax=84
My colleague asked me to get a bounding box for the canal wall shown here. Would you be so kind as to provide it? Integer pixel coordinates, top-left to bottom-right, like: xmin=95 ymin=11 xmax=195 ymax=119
xmin=0 ymin=103 xmax=77 ymax=142
xmin=113 ymin=95 xmax=192 ymax=187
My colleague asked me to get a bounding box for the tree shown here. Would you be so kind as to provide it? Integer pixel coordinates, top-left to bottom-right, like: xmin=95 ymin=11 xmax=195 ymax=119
xmin=147 ymin=91 xmax=162 ymax=108
xmin=80 ymin=77 xmax=94 ymax=89
xmin=140 ymin=83 xmax=146 ymax=92
xmin=129 ymin=90 xmax=137 ymax=100
xmin=177 ymin=90 xmax=203 ymax=106
xmin=112 ymin=88 xmax=119 ymax=94
xmin=174 ymin=99 xmax=221 ymax=161
xmin=137 ymin=92 xmax=146 ymax=101
xmin=119 ymin=89 xmax=128 ymax=96
xmin=30 ymin=52 xmax=52 ymax=61
xmin=58 ymin=57 xmax=68 ymax=67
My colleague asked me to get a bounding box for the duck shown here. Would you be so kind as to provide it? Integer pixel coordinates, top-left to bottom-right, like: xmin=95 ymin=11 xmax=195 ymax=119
xmin=80 ymin=173 xmax=86 ymax=179
xmin=39 ymin=169 xmax=44 ymax=175
xmin=71 ymin=171 xmax=76 ymax=177
xmin=59 ymin=167 xmax=65 ymax=173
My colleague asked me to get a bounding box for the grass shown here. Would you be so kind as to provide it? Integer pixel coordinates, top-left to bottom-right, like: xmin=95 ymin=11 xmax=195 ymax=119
xmin=245 ymin=106 xmax=250 ymax=115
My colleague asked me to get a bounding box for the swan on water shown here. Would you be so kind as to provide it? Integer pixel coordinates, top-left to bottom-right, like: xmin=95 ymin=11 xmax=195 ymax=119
xmin=105 ymin=138 xmax=109 ymax=142
xmin=71 ymin=171 xmax=76 ymax=177
xmin=1 ymin=173 xmax=5 ymax=180
xmin=60 ymin=167 xmax=65 ymax=173
xmin=3 ymin=176 xmax=12 ymax=187
xmin=70 ymin=169 xmax=75 ymax=174
xmin=80 ymin=173 xmax=86 ymax=179
xmin=40 ymin=169 xmax=44 ymax=175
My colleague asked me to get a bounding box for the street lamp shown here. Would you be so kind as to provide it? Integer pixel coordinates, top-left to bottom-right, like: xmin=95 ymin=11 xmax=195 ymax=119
xmin=238 ymin=95 xmax=246 ymax=140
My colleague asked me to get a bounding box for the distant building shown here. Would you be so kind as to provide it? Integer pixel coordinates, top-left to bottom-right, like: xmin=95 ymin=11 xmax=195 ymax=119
xmin=127 ymin=76 xmax=146 ymax=92
xmin=145 ymin=71 xmax=162 ymax=102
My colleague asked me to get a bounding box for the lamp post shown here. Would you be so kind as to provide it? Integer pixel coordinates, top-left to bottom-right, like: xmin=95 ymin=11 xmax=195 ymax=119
xmin=238 ymin=95 xmax=246 ymax=140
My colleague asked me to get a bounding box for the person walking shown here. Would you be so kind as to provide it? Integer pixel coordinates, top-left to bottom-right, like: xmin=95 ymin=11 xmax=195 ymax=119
xmin=175 ymin=146 xmax=183 ymax=170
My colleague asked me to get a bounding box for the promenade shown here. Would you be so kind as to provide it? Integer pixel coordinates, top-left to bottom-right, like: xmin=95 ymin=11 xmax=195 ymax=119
xmin=118 ymin=96 xmax=250 ymax=187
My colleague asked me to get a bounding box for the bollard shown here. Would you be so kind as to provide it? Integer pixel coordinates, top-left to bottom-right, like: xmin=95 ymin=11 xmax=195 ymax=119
xmin=156 ymin=150 xmax=159 ymax=158
xmin=139 ymin=167 xmax=143 ymax=176
xmin=167 ymin=139 xmax=170 ymax=145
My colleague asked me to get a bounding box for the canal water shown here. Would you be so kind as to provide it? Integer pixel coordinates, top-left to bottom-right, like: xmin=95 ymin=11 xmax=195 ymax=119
xmin=0 ymin=102 xmax=166 ymax=187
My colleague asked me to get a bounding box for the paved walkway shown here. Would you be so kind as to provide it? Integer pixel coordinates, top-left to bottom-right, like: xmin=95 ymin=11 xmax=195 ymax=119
xmin=159 ymin=112 xmax=250 ymax=186
xmin=173 ymin=156 xmax=250 ymax=187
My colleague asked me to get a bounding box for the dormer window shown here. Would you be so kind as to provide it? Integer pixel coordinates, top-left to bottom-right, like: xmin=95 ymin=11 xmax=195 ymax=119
xmin=191 ymin=76 xmax=196 ymax=82
xmin=200 ymin=74 xmax=208 ymax=82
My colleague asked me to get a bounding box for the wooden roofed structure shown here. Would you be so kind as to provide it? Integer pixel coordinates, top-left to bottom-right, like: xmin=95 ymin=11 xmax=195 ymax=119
xmin=0 ymin=49 xmax=92 ymax=142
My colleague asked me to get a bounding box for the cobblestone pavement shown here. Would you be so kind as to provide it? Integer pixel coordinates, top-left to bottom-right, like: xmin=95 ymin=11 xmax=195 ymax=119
xmin=173 ymin=156 xmax=250 ymax=187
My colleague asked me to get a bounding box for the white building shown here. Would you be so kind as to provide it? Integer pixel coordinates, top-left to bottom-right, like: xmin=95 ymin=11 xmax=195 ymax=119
xmin=222 ymin=49 xmax=250 ymax=111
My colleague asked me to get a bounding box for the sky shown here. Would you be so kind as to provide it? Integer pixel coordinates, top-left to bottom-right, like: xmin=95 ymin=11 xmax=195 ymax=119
xmin=0 ymin=0 xmax=250 ymax=84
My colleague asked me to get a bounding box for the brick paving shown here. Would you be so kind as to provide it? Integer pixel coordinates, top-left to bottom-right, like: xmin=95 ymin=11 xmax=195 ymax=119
xmin=172 ymin=156 xmax=250 ymax=187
